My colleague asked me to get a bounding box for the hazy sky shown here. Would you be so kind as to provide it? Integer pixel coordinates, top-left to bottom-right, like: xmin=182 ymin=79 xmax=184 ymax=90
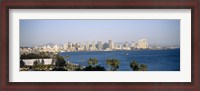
xmin=20 ymin=20 xmax=180 ymax=47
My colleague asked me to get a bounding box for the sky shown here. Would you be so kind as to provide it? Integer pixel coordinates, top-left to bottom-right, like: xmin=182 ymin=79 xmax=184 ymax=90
xmin=20 ymin=20 xmax=180 ymax=47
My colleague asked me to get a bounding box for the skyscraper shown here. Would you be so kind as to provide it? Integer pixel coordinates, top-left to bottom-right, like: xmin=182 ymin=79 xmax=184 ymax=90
xmin=63 ymin=43 xmax=68 ymax=50
xmin=103 ymin=42 xmax=109 ymax=50
xmin=131 ymin=41 xmax=135 ymax=47
xmin=68 ymin=42 xmax=72 ymax=48
xmin=124 ymin=41 xmax=129 ymax=47
xmin=135 ymin=39 xmax=148 ymax=49
xmin=97 ymin=41 xmax=103 ymax=50
xmin=86 ymin=41 xmax=90 ymax=51
xmin=90 ymin=41 xmax=96 ymax=51
xmin=108 ymin=40 xmax=114 ymax=50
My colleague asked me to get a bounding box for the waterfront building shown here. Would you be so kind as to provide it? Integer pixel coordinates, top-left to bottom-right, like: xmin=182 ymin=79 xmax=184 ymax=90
xmin=97 ymin=41 xmax=103 ymax=50
xmin=63 ymin=43 xmax=68 ymax=50
xmin=115 ymin=44 xmax=122 ymax=50
xmin=67 ymin=42 xmax=74 ymax=51
xmin=131 ymin=41 xmax=135 ymax=47
xmin=85 ymin=41 xmax=90 ymax=51
xmin=135 ymin=39 xmax=148 ymax=49
xmin=78 ymin=43 xmax=85 ymax=51
xmin=22 ymin=59 xmax=54 ymax=66
xmin=103 ymin=43 xmax=109 ymax=50
xmin=68 ymin=42 xmax=72 ymax=48
xmin=20 ymin=47 xmax=33 ymax=55
xmin=20 ymin=39 xmax=151 ymax=54
xmin=90 ymin=41 xmax=97 ymax=51
xmin=75 ymin=43 xmax=79 ymax=51
xmin=124 ymin=41 xmax=129 ymax=47
xmin=53 ymin=44 xmax=59 ymax=51
xmin=42 ymin=45 xmax=47 ymax=49
xmin=108 ymin=40 xmax=114 ymax=50
xmin=122 ymin=47 xmax=131 ymax=50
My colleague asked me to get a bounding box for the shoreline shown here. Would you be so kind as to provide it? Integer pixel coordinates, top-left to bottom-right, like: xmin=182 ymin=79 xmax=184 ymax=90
xmin=59 ymin=48 xmax=180 ymax=53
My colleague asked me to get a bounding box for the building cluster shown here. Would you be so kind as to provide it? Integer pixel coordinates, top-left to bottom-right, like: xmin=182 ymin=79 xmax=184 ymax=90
xmin=20 ymin=39 xmax=149 ymax=54
xmin=22 ymin=59 xmax=54 ymax=66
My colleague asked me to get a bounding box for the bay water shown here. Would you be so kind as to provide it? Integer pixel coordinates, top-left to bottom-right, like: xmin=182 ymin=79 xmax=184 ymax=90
xmin=59 ymin=49 xmax=180 ymax=71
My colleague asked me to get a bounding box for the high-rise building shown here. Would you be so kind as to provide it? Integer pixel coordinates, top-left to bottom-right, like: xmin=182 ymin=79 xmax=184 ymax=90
xmin=131 ymin=41 xmax=135 ymax=47
xmin=135 ymin=39 xmax=148 ymax=49
xmin=63 ymin=43 xmax=68 ymax=50
xmin=47 ymin=45 xmax=51 ymax=49
xmin=53 ymin=44 xmax=59 ymax=51
xmin=103 ymin=42 xmax=109 ymax=50
xmin=85 ymin=41 xmax=90 ymax=51
xmin=91 ymin=41 xmax=96 ymax=51
xmin=97 ymin=41 xmax=103 ymax=50
xmin=42 ymin=45 xmax=47 ymax=49
xmin=115 ymin=44 xmax=122 ymax=50
xmin=68 ymin=42 xmax=72 ymax=48
xmin=124 ymin=41 xmax=129 ymax=47
xmin=108 ymin=40 xmax=114 ymax=50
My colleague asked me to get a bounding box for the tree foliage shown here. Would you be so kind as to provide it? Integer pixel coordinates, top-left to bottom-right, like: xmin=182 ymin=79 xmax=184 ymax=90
xmin=82 ymin=65 xmax=106 ymax=71
xmin=20 ymin=59 xmax=25 ymax=68
xmin=130 ymin=60 xmax=148 ymax=71
xmin=55 ymin=55 xmax=66 ymax=67
xmin=33 ymin=60 xmax=39 ymax=67
xmin=140 ymin=64 xmax=147 ymax=71
xmin=76 ymin=58 xmax=105 ymax=71
xmin=130 ymin=61 xmax=140 ymax=71
xmin=41 ymin=59 xmax=45 ymax=65
xmin=106 ymin=59 xmax=120 ymax=71
xmin=88 ymin=58 xmax=98 ymax=66
xmin=20 ymin=53 xmax=50 ymax=59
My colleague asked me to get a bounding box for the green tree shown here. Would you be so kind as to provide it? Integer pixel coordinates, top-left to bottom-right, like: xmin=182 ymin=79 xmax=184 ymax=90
xmin=130 ymin=61 xmax=140 ymax=71
xmin=140 ymin=64 xmax=147 ymax=71
xmin=33 ymin=60 xmax=38 ymax=66
xmin=41 ymin=59 xmax=45 ymax=65
xmin=20 ymin=59 xmax=25 ymax=68
xmin=130 ymin=61 xmax=148 ymax=71
xmin=40 ymin=52 xmax=45 ymax=58
xmin=51 ymin=59 xmax=55 ymax=65
xmin=33 ymin=60 xmax=39 ymax=70
xmin=20 ymin=53 xmax=40 ymax=59
xmin=88 ymin=58 xmax=98 ymax=67
xmin=106 ymin=59 xmax=120 ymax=71
xmin=55 ymin=55 xmax=66 ymax=67
xmin=82 ymin=65 xmax=106 ymax=71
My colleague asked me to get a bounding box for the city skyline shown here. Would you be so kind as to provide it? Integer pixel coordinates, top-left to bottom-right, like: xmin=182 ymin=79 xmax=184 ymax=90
xmin=20 ymin=39 xmax=151 ymax=55
xmin=20 ymin=19 xmax=180 ymax=47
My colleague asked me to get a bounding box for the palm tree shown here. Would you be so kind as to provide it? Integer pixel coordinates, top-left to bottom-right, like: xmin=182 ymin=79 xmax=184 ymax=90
xmin=130 ymin=61 xmax=140 ymax=71
xmin=55 ymin=55 xmax=66 ymax=67
xmin=20 ymin=59 xmax=25 ymax=68
xmin=106 ymin=59 xmax=120 ymax=71
xmin=40 ymin=52 xmax=45 ymax=58
xmin=33 ymin=60 xmax=39 ymax=70
xmin=140 ymin=64 xmax=147 ymax=71
xmin=88 ymin=58 xmax=98 ymax=67
xmin=106 ymin=59 xmax=111 ymax=70
xmin=130 ymin=60 xmax=148 ymax=71
xmin=41 ymin=59 xmax=45 ymax=65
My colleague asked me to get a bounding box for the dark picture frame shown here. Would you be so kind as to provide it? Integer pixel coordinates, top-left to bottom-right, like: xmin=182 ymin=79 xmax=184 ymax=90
xmin=0 ymin=0 xmax=199 ymax=91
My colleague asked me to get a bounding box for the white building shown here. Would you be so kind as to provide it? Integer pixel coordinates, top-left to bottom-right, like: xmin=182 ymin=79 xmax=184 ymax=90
xmin=97 ymin=41 xmax=103 ymax=50
xmin=135 ymin=39 xmax=148 ymax=49
xmin=108 ymin=40 xmax=114 ymax=50
xmin=22 ymin=59 xmax=54 ymax=66
xmin=85 ymin=41 xmax=90 ymax=51
xmin=90 ymin=41 xmax=96 ymax=51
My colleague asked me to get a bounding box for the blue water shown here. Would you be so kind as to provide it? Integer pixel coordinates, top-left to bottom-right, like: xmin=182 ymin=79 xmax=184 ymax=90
xmin=59 ymin=49 xmax=180 ymax=71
